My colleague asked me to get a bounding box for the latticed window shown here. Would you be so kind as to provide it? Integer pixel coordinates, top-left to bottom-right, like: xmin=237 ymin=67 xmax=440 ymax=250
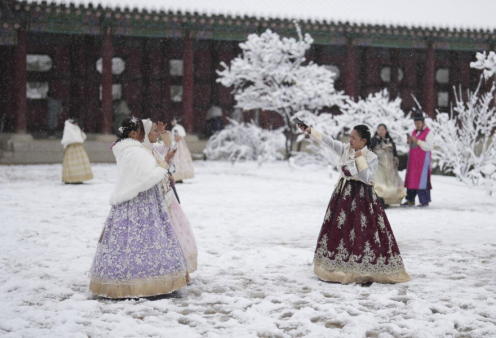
xmin=99 ymin=84 xmax=122 ymax=100
xmin=437 ymin=91 xmax=449 ymax=107
xmin=324 ymin=65 xmax=341 ymax=80
xmin=380 ymin=67 xmax=404 ymax=83
xmin=26 ymin=55 xmax=52 ymax=72
xmin=96 ymin=57 xmax=126 ymax=75
xmin=435 ymin=69 xmax=450 ymax=84
xmin=26 ymin=82 xmax=49 ymax=99
xmin=170 ymin=59 xmax=184 ymax=77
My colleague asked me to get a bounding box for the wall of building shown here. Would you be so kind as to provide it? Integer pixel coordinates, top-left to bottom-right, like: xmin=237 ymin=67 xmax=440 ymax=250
xmin=0 ymin=34 xmax=487 ymax=138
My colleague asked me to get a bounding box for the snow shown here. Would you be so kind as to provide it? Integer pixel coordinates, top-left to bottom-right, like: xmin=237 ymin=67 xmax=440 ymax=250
xmin=1 ymin=162 xmax=496 ymax=337
xmin=25 ymin=0 xmax=496 ymax=32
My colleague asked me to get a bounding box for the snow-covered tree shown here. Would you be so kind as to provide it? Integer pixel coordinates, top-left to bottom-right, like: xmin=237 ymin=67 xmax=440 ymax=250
xmin=292 ymin=90 xmax=412 ymax=168
xmin=216 ymin=24 xmax=348 ymax=158
xmin=203 ymin=120 xmax=285 ymax=164
xmin=430 ymin=83 xmax=496 ymax=194
xmin=333 ymin=90 xmax=412 ymax=153
xmin=470 ymin=51 xmax=496 ymax=78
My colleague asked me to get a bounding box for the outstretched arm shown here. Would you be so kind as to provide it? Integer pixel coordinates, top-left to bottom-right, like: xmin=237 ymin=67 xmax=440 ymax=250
xmin=307 ymin=128 xmax=344 ymax=156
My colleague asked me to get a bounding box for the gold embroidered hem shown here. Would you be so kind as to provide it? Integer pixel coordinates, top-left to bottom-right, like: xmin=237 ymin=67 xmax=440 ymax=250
xmin=89 ymin=274 xmax=187 ymax=299
xmin=314 ymin=264 xmax=411 ymax=284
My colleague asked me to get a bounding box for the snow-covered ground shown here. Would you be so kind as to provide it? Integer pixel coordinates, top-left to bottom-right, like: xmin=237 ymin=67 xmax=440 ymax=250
xmin=0 ymin=162 xmax=495 ymax=338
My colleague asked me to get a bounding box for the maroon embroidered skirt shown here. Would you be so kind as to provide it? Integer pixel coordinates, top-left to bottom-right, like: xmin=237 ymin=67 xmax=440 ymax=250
xmin=313 ymin=178 xmax=411 ymax=284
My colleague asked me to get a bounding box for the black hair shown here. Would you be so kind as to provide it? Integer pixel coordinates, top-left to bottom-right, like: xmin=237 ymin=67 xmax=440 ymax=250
xmin=116 ymin=117 xmax=144 ymax=143
xmin=353 ymin=124 xmax=372 ymax=149
xmin=374 ymin=123 xmax=396 ymax=147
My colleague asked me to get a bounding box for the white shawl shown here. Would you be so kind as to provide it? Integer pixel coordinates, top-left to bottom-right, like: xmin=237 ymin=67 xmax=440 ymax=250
xmin=61 ymin=120 xmax=86 ymax=149
xmin=109 ymin=138 xmax=167 ymax=205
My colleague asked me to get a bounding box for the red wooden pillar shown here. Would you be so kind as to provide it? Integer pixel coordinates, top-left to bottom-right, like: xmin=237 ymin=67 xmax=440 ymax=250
xmin=424 ymin=43 xmax=435 ymax=117
xmin=101 ymin=27 xmax=113 ymax=134
xmin=345 ymin=41 xmax=358 ymax=101
xmin=390 ymin=49 xmax=399 ymax=99
xmin=14 ymin=26 xmax=27 ymax=133
xmin=161 ymin=39 xmax=171 ymax=123
xmin=182 ymin=33 xmax=194 ymax=133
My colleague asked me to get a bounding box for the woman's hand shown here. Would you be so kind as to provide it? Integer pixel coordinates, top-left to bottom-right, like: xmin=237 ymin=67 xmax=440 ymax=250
xmin=410 ymin=136 xmax=418 ymax=143
xmin=158 ymin=121 xmax=168 ymax=134
xmin=165 ymin=147 xmax=177 ymax=163
xmin=355 ymin=150 xmax=363 ymax=158
xmin=298 ymin=124 xmax=311 ymax=133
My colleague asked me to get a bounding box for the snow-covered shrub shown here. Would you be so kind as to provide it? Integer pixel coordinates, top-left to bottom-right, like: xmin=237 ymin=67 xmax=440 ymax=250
xmin=216 ymin=23 xmax=348 ymax=158
xmin=430 ymin=83 xmax=496 ymax=193
xmin=204 ymin=120 xmax=285 ymax=164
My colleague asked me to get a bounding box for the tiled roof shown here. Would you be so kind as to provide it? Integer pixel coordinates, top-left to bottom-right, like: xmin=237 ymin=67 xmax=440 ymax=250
xmin=24 ymin=0 xmax=496 ymax=32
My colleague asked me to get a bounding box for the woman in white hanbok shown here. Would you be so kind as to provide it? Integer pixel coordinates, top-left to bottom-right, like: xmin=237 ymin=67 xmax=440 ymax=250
xmin=61 ymin=119 xmax=93 ymax=184
xmin=370 ymin=124 xmax=406 ymax=206
xmin=169 ymin=118 xmax=195 ymax=182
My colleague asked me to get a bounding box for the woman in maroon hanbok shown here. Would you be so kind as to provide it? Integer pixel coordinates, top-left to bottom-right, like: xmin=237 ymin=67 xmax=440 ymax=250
xmin=298 ymin=124 xmax=411 ymax=284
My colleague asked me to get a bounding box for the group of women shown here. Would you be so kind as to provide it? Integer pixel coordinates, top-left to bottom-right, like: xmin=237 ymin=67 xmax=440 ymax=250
xmin=84 ymin=116 xmax=411 ymax=300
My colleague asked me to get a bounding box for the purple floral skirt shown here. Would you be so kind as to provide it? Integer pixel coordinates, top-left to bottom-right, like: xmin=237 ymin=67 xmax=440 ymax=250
xmin=314 ymin=178 xmax=411 ymax=284
xmin=89 ymin=184 xmax=188 ymax=298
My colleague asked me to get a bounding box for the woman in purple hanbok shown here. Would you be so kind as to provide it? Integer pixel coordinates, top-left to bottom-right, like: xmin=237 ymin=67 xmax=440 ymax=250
xmin=89 ymin=117 xmax=188 ymax=299
xmin=298 ymin=123 xmax=411 ymax=284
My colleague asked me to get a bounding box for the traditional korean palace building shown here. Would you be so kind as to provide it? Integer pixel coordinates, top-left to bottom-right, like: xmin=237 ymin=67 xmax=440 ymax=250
xmin=0 ymin=0 xmax=495 ymax=162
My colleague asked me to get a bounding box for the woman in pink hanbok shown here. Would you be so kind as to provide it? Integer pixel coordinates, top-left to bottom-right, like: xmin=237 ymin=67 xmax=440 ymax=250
xmin=141 ymin=119 xmax=198 ymax=274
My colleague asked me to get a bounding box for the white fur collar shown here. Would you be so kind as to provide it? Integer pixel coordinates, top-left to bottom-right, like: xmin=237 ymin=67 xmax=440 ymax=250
xmin=109 ymin=138 xmax=167 ymax=205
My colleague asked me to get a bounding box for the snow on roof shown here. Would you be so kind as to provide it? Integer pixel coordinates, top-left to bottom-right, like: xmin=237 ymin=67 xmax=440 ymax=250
xmin=25 ymin=0 xmax=496 ymax=32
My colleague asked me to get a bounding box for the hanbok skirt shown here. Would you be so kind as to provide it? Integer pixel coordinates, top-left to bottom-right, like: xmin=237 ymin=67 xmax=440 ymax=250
xmin=170 ymin=197 xmax=198 ymax=273
xmin=62 ymin=143 xmax=93 ymax=183
xmin=89 ymin=185 xmax=188 ymax=298
xmin=172 ymin=138 xmax=195 ymax=181
xmin=373 ymin=148 xmax=406 ymax=205
xmin=313 ymin=178 xmax=411 ymax=284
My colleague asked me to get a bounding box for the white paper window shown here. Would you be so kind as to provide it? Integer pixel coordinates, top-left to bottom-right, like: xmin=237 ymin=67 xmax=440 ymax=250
xmin=435 ymin=69 xmax=450 ymax=84
xmin=26 ymin=55 xmax=52 ymax=72
xmin=170 ymin=85 xmax=183 ymax=102
xmin=99 ymin=84 xmax=122 ymax=100
xmin=380 ymin=67 xmax=404 ymax=83
xmin=96 ymin=57 xmax=126 ymax=75
xmin=170 ymin=59 xmax=184 ymax=77
xmin=324 ymin=65 xmax=340 ymax=80
xmin=437 ymin=91 xmax=449 ymax=107
xmin=26 ymin=82 xmax=49 ymax=99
